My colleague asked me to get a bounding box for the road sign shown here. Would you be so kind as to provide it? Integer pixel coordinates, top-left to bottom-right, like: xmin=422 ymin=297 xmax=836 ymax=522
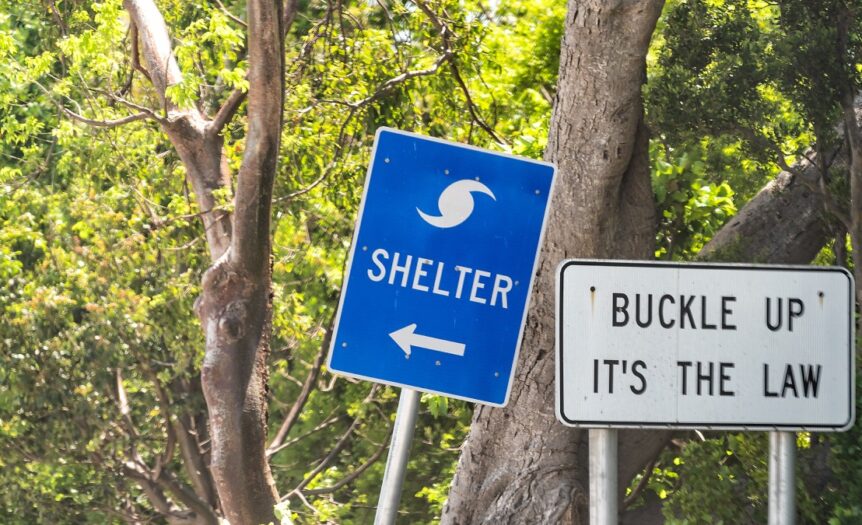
xmin=556 ymin=260 xmax=855 ymax=431
xmin=328 ymin=128 xmax=555 ymax=406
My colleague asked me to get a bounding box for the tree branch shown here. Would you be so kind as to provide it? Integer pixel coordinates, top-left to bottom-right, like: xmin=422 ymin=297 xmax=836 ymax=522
xmin=283 ymin=386 xmax=378 ymax=499
xmin=267 ymin=320 xmax=333 ymax=455
xmin=734 ymin=125 xmax=852 ymax=229
xmin=62 ymin=107 xmax=151 ymax=128
xmin=412 ymin=0 xmax=505 ymax=145
xmin=155 ymin=470 xmax=219 ymax=525
xmin=268 ymin=413 xmax=344 ymax=458
xmin=146 ymin=369 xmax=218 ymax=507
xmin=622 ymin=450 xmax=663 ymax=509
xmin=284 ymin=0 xmax=299 ymax=36
xmin=230 ymin=0 xmax=285 ymax=268
xmin=130 ymin=23 xmax=152 ymax=82
xmin=302 ymin=430 xmax=391 ymax=496
xmin=123 ymin=0 xmax=184 ymax=110
xmin=209 ymin=88 xmax=247 ymax=134
xmin=212 ymin=0 xmax=247 ymax=28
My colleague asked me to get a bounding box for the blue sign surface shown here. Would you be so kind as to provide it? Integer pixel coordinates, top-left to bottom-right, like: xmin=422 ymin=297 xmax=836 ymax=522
xmin=327 ymin=128 xmax=555 ymax=405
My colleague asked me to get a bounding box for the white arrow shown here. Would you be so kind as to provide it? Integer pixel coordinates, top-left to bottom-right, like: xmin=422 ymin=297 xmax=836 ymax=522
xmin=389 ymin=323 xmax=466 ymax=357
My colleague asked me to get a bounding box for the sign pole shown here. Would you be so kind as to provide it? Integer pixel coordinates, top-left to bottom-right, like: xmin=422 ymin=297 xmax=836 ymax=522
xmin=374 ymin=388 xmax=420 ymax=525
xmin=589 ymin=428 xmax=618 ymax=525
xmin=768 ymin=431 xmax=796 ymax=525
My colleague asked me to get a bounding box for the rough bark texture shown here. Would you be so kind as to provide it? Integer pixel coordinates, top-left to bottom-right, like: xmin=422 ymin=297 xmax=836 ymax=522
xmin=196 ymin=1 xmax=284 ymax=523
xmin=124 ymin=0 xmax=285 ymax=522
xmin=700 ymin=157 xmax=834 ymax=264
xmin=441 ymin=2 xmax=664 ymax=523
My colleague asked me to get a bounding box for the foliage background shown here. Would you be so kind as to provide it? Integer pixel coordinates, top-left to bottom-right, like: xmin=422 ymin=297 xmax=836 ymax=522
xmin=0 ymin=0 xmax=860 ymax=523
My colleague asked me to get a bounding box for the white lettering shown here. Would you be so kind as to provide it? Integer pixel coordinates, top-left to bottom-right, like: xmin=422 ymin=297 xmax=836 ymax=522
xmin=365 ymin=249 xmax=512 ymax=309
xmin=368 ymin=248 xmax=388 ymax=282
xmin=454 ymin=266 xmax=472 ymax=299
xmin=412 ymin=258 xmax=432 ymax=292
xmin=388 ymin=252 xmax=412 ymax=287
xmin=470 ymin=270 xmax=490 ymax=304
xmin=432 ymin=262 xmax=450 ymax=297
xmin=490 ymin=274 xmax=513 ymax=309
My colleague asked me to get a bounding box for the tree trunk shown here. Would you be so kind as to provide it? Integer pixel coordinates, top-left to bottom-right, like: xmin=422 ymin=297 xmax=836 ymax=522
xmin=441 ymin=2 xmax=664 ymax=523
xmin=700 ymin=157 xmax=834 ymax=264
xmin=123 ymin=0 xmax=285 ymax=522
xmin=196 ymin=1 xmax=284 ymax=523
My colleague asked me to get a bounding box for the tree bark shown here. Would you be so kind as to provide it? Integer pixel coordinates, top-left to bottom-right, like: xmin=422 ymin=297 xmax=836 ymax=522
xmin=196 ymin=1 xmax=284 ymax=523
xmin=700 ymin=156 xmax=834 ymax=264
xmin=441 ymin=2 xmax=664 ymax=523
xmin=123 ymin=0 xmax=285 ymax=522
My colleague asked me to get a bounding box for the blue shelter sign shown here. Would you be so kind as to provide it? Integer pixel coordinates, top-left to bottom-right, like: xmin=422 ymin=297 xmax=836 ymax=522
xmin=327 ymin=128 xmax=555 ymax=405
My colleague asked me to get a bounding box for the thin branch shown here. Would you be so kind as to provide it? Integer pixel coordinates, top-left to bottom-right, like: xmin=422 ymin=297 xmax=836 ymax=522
xmin=122 ymin=465 xmax=194 ymax=522
xmin=115 ymin=369 xmax=139 ymax=439
xmin=284 ymin=0 xmax=300 ymax=36
xmin=269 ymin=413 xmax=344 ymax=461
xmin=62 ymin=107 xmax=151 ymax=128
xmin=209 ymin=88 xmax=247 ymax=134
xmin=449 ymin=61 xmax=506 ymax=146
xmin=324 ymin=51 xmax=454 ymax=111
xmin=45 ymin=0 xmax=68 ymax=36
xmin=267 ymin=320 xmax=332 ymax=454
xmin=213 ymin=0 xmax=247 ymax=28
xmin=284 ymin=417 xmax=362 ymax=498
xmin=155 ymin=470 xmax=219 ymax=524
xmin=412 ymin=0 xmax=505 ymax=145
xmin=622 ymin=453 xmax=662 ymax=509
xmin=146 ymin=368 xmax=218 ymax=507
xmin=282 ymin=386 xmax=378 ymax=499
xmin=302 ymin=430 xmax=391 ymax=496
xmin=130 ymin=23 xmax=152 ymax=82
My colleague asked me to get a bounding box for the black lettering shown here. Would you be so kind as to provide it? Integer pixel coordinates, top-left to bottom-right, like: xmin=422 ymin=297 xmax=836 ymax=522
xmin=719 ymin=362 xmax=735 ymax=396
xmin=635 ymin=294 xmax=653 ymax=328
xmin=782 ymin=364 xmax=798 ymax=398
xmin=612 ymin=293 xmax=629 ymax=327
xmin=766 ymin=297 xmax=782 ymax=331
xmin=800 ymin=364 xmax=821 ymax=398
xmin=696 ymin=361 xmax=714 ymax=396
xmin=631 ymin=360 xmax=647 ymax=394
xmin=678 ymin=361 xmax=692 ymax=395
xmin=764 ymin=364 xmax=778 ymax=397
xmin=788 ymin=298 xmax=804 ymax=332
xmin=701 ymin=296 xmax=717 ymax=329
xmin=659 ymin=294 xmax=676 ymax=328
xmin=680 ymin=295 xmax=696 ymax=329
xmin=604 ymin=359 xmax=619 ymax=393
xmin=593 ymin=359 xmax=599 ymax=394
xmin=721 ymin=296 xmax=736 ymax=330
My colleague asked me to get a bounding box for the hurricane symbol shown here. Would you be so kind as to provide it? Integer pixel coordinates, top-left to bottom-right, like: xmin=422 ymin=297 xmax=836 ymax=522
xmin=417 ymin=179 xmax=496 ymax=228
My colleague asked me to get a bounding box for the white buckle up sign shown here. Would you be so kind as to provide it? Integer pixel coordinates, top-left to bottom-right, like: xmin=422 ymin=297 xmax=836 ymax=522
xmin=556 ymin=260 xmax=855 ymax=431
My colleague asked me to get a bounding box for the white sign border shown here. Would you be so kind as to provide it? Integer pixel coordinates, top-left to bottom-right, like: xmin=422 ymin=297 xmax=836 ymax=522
xmin=555 ymin=259 xmax=856 ymax=431
xmin=327 ymin=127 xmax=557 ymax=407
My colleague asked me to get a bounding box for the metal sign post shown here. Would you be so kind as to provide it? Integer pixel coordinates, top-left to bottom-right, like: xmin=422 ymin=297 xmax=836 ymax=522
xmin=374 ymin=388 xmax=420 ymax=525
xmin=589 ymin=428 xmax=618 ymax=525
xmin=768 ymin=431 xmax=796 ymax=525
